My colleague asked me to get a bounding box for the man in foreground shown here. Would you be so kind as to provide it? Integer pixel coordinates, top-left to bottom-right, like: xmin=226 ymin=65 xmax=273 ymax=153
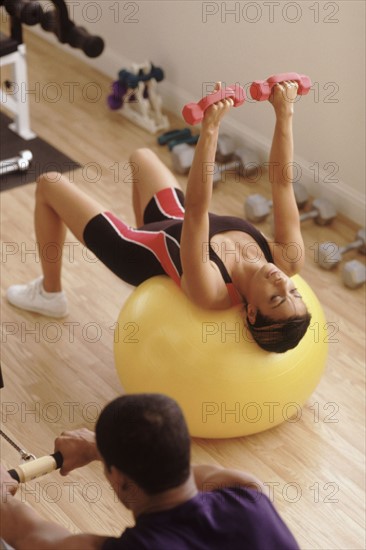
xmin=1 ymin=393 xmax=299 ymax=549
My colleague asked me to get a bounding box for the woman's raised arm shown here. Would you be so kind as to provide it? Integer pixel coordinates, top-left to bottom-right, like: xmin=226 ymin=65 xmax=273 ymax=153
xmin=180 ymin=84 xmax=234 ymax=308
xmin=268 ymin=81 xmax=305 ymax=275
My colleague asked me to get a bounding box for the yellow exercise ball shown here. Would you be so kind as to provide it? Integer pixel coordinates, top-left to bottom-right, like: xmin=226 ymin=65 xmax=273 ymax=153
xmin=114 ymin=275 xmax=328 ymax=438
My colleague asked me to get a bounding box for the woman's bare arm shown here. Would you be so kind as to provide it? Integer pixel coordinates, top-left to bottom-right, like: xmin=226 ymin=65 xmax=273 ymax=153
xmin=268 ymin=81 xmax=305 ymax=275
xmin=180 ymin=85 xmax=234 ymax=308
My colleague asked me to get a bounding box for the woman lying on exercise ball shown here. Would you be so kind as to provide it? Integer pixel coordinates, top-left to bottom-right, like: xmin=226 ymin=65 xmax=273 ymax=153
xmin=7 ymin=80 xmax=311 ymax=352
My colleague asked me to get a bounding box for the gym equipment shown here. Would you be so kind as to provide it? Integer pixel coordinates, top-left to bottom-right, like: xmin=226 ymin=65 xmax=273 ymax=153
xmin=318 ymin=229 xmax=366 ymax=270
xmin=167 ymin=134 xmax=199 ymax=151
xmin=119 ymin=66 xmax=164 ymax=90
xmin=1 ymin=425 xmax=63 ymax=483
xmin=157 ymin=128 xmax=192 ymax=146
xmin=268 ymin=197 xmax=336 ymax=236
xmin=0 ymin=428 xmax=35 ymax=462
xmin=8 ymin=452 xmax=63 ymax=483
xmin=215 ymin=134 xmax=236 ymax=162
xmin=250 ymin=72 xmax=312 ymax=101
xmin=4 ymin=0 xmax=43 ymax=26
xmin=107 ymin=80 xmax=127 ymax=110
xmin=2 ymin=0 xmax=104 ymax=57
xmin=292 ymin=181 xmax=309 ymax=208
xmin=158 ymin=128 xmax=200 ymax=151
xmin=299 ymin=198 xmax=336 ymax=225
xmin=0 ymin=378 xmax=63 ymax=483
xmin=342 ymin=260 xmax=366 ymax=289
xmin=212 ymin=148 xmax=247 ymax=184
xmin=0 ymin=150 xmax=32 ymax=176
xmin=0 ymin=4 xmax=36 ymax=139
xmin=66 ymin=25 xmax=104 ymax=59
xmin=0 ymin=370 xmax=63 ymax=483
xmin=170 ymin=133 xmax=240 ymax=177
xmin=171 ymin=143 xmax=195 ymax=174
xmin=245 ymin=195 xmax=271 ymax=223
xmin=38 ymin=1 xmax=104 ymax=58
xmin=170 ymin=142 xmax=245 ymax=183
xmin=108 ymin=61 xmax=169 ymax=134
xmin=244 ymin=183 xmax=309 ymax=222
xmin=182 ymin=84 xmax=246 ymax=125
xmin=0 ymin=0 xmax=104 ymax=141
xmin=114 ymin=275 xmax=327 ymax=439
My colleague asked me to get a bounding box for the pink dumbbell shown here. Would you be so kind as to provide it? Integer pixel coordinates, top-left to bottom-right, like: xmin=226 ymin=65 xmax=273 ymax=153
xmin=250 ymin=72 xmax=312 ymax=101
xmin=182 ymin=84 xmax=246 ymax=125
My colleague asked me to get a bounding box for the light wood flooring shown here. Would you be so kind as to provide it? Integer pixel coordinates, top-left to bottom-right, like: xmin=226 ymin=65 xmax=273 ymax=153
xmin=0 ymin=28 xmax=365 ymax=550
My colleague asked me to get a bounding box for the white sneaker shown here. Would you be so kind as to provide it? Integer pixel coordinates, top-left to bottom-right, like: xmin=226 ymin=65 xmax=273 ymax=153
xmin=6 ymin=276 xmax=68 ymax=318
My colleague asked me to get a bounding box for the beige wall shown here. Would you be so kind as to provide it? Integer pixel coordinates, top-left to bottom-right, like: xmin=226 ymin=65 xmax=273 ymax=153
xmin=33 ymin=1 xmax=366 ymax=224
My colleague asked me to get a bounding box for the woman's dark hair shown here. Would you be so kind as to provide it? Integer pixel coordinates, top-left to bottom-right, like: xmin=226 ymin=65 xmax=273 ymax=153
xmin=95 ymin=393 xmax=191 ymax=495
xmin=245 ymin=309 xmax=312 ymax=353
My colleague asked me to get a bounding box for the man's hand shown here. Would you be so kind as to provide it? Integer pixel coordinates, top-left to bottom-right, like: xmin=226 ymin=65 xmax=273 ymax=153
xmin=54 ymin=428 xmax=100 ymax=476
xmin=0 ymin=464 xmax=19 ymax=499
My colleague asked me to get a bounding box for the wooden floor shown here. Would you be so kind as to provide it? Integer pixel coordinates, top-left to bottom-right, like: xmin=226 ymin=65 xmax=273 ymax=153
xmin=1 ymin=29 xmax=365 ymax=550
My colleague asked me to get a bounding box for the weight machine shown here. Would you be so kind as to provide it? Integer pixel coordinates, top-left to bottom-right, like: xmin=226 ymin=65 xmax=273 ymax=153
xmin=0 ymin=0 xmax=104 ymax=176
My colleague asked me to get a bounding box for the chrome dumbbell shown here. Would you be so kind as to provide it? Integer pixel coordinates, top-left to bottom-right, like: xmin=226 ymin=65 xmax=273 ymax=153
xmin=244 ymin=183 xmax=310 ymax=222
xmin=318 ymin=229 xmax=366 ymax=288
xmin=0 ymin=150 xmax=33 ymax=176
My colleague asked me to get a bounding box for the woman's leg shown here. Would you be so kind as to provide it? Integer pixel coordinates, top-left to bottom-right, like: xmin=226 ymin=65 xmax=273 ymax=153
xmin=130 ymin=148 xmax=182 ymax=226
xmin=35 ymin=172 xmax=106 ymax=291
xmin=7 ymin=172 xmax=107 ymax=316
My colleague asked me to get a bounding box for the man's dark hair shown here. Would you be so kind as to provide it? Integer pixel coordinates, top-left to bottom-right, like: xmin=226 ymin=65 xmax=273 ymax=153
xmin=95 ymin=393 xmax=191 ymax=495
xmin=245 ymin=309 xmax=312 ymax=353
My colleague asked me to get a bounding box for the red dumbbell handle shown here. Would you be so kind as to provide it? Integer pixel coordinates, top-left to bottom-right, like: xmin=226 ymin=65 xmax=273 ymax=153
xmin=250 ymin=72 xmax=312 ymax=101
xmin=182 ymin=84 xmax=246 ymax=125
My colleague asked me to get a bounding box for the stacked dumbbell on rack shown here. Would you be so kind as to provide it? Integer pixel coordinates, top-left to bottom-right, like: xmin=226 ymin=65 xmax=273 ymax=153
xmin=107 ymin=62 xmax=169 ymax=134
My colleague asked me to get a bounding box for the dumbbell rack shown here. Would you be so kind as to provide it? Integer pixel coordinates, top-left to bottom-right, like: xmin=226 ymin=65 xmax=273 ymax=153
xmin=113 ymin=62 xmax=169 ymax=134
xmin=0 ymin=8 xmax=35 ymax=139
xmin=1 ymin=0 xmax=105 ymax=141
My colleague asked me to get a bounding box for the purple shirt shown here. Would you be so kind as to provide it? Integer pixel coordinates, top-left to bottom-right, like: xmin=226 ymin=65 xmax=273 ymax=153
xmin=102 ymin=487 xmax=299 ymax=550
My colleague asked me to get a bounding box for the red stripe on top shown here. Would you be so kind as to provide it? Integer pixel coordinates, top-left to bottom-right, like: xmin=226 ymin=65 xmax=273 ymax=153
xmin=154 ymin=188 xmax=185 ymax=219
xmin=103 ymin=212 xmax=181 ymax=284
xmin=226 ymin=283 xmax=243 ymax=306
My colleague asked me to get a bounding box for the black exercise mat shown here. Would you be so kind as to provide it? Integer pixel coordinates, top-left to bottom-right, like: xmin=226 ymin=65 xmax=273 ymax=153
xmin=0 ymin=112 xmax=81 ymax=191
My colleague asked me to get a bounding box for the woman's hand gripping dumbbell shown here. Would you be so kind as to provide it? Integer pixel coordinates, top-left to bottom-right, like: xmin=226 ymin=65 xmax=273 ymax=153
xmin=250 ymin=72 xmax=312 ymax=101
xmin=182 ymin=84 xmax=246 ymax=125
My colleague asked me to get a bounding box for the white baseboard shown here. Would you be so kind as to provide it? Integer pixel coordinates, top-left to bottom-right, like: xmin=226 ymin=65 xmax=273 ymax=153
xmin=27 ymin=29 xmax=366 ymax=227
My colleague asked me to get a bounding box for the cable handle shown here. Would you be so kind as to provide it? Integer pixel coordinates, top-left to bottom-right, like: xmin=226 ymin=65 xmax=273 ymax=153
xmin=8 ymin=452 xmax=63 ymax=483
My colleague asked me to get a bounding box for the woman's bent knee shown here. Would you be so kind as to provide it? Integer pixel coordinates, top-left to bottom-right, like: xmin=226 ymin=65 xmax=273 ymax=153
xmin=129 ymin=147 xmax=156 ymax=165
xmin=36 ymin=172 xmax=64 ymax=186
xmin=36 ymin=172 xmax=71 ymax=201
